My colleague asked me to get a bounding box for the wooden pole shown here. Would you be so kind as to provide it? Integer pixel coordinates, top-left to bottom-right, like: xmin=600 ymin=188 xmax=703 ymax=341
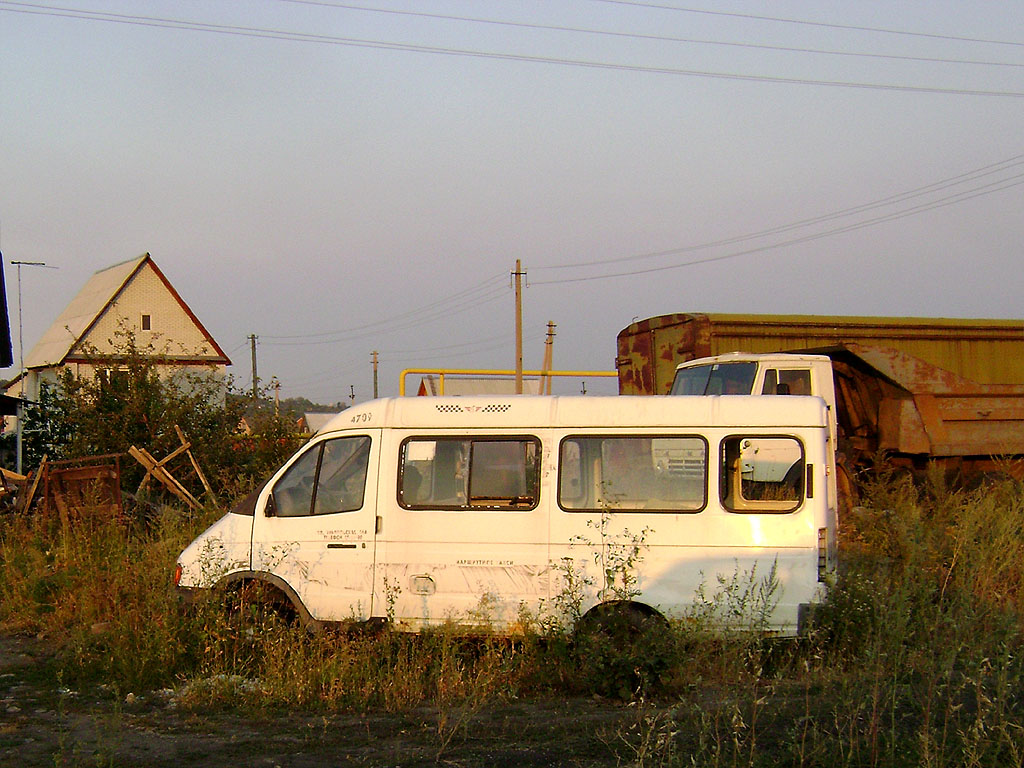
xmin=513 ymin=259 xmax=525 ymax=394
xmin=249 ymin=334 xmax=259 ymax=400
xmin=542 ymin=321 xmax=556 ymax=395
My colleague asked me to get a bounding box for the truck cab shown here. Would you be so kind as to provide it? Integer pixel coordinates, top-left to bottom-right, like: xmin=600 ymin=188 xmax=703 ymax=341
xmin=672 ymin=352 xmax=841 ymax=517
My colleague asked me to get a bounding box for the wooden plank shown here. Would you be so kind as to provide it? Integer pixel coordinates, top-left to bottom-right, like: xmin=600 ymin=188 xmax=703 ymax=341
xmin=19 ymin=455 xmax=47 ymax=513
xmin=143 ymin=449 xmax=200 ymax=510
xmin=129 ymin=446 xmax=200 ymax=510
xmin=176 ymin=425 xmax=215 ymax=502
xmin=0 ymin=467 xmax=27 ymax=484
xmin=151 ymin=442 xmax=191 ymax=470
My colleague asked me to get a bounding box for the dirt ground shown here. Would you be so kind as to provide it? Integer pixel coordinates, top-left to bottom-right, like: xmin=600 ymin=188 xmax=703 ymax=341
xmin=0 ymin=634 xmax=638 ymax=767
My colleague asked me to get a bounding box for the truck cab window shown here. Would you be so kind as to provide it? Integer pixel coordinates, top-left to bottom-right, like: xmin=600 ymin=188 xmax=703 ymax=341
xmin=762 ymin=369 xmax=812 ymax=396
xmin=672 ymin=362 xmax=757 ymax=396
xmin=271 ymin=436 xmax=371 ymax=517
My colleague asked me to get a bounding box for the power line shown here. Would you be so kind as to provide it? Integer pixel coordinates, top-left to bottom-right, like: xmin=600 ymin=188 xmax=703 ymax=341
xmin=2 ymin=1 xmax=1022 ymax=97
xmin=258 ymin=280 xmax=508 ymax=346
xmin=275 ymin=330 xmax=545 ymax=393
xmin=380 ymin=331 xmax=517 ymax=357
xmin=535 ymin=153 xmax=1024 ymax=272
xmin=591 ymin=0 xmax=1024 ymax=49
xmin=533 ymin=167 xmax=1024 ymax=286
xmin=258 ymin=272 xmax=507 ymax=340
xmin=223 ymin=338 xmax=252 ymax=356
xmin=273 ymin=0 xmax=1024 ymax=69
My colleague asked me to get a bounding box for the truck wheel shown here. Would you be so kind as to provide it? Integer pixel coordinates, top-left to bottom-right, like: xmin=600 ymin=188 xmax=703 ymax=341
xmin=836 ymin=455 xmax=859 ymax=519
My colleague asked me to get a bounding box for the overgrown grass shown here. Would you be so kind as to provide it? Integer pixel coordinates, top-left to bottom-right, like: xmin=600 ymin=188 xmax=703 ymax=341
xmin=3 ymin=469 xmax=1024 ymax=765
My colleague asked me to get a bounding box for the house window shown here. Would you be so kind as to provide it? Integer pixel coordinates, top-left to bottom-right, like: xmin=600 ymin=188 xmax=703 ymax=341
xmin=141 ymin=314 xmax=151 ymax=331
xmin=97 ymin=368 xmax=130 ymax=394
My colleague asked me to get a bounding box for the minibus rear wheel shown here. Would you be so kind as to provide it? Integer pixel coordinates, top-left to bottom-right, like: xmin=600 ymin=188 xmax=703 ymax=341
xmin=574 ymin=601 xmax=672 ymax=698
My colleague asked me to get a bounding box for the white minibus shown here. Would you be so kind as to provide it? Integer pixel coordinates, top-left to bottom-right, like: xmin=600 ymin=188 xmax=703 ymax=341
xmin=175 ymin=395 xmax=837 ymax=635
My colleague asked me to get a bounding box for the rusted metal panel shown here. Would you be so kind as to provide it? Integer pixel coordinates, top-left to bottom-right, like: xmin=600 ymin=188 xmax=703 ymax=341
xmin=731 ymin=314 xmax=1024 ymax=384
xmin=927 ymin=394 xmax=1024 ymax=457
xmin=615 ymin=325 xmax=653 ymax=395
xmin=912 ymin=394 xmax=949 ymax=451
xmin=877 ymin=399 xmax=931 ymax=456
xmin=616 ymin=314 xmax=703 ymax=395
xmin=832 ymin=344 xmax=1024 ymax=459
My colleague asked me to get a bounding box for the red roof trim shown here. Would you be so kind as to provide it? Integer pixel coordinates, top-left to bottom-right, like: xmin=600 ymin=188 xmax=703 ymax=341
xmin=144 ymin=255 xmax=231 ymax=364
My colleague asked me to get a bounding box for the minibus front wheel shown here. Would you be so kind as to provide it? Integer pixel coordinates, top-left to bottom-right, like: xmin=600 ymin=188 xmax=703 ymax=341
xmin=220 ymin=573 xmax=323 ymax=634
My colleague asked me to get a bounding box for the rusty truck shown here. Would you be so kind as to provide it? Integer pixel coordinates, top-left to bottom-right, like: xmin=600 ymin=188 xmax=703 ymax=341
xmin=616 ymin=313 xmax=1024 ymax=499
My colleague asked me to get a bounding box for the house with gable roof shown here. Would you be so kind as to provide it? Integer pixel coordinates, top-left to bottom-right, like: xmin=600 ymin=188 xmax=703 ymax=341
xmin=8 ymin=253 xmax=230 ymax=402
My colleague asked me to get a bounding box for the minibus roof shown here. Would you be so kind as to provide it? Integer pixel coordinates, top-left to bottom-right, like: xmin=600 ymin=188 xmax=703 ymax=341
xmin=313 ymin=395 xmax=829 ymax=434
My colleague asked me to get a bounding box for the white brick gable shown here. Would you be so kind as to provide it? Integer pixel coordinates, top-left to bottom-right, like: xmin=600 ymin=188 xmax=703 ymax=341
xmin=77 ymin=261 xmax=216 ymax=359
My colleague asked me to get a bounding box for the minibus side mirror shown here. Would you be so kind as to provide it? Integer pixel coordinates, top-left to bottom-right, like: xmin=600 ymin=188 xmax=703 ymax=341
xmin=264 ymin=493 xmax=278 ymax=517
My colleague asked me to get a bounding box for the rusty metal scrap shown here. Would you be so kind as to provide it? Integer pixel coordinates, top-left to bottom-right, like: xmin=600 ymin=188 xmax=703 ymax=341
xmin=617 ymin=312 xmax=1024 ymax=397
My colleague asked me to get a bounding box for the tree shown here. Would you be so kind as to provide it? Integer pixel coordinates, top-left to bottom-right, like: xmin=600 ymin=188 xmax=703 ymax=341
xmin=18 ymin=328 xmax=301 ymax=500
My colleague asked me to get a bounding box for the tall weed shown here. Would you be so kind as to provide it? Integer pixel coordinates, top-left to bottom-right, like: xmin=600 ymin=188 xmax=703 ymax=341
xmin=5 ymin=471 xmax=1024 ymax=768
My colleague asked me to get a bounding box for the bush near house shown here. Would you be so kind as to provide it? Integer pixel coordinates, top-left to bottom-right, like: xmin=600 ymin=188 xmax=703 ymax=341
xmin=10 ymin=331 xmax=301 ymax=502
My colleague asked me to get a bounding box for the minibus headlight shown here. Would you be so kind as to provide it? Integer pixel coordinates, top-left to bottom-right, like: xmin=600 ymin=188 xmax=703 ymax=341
xmin=173 ymin=563 xmax=183 ymax=587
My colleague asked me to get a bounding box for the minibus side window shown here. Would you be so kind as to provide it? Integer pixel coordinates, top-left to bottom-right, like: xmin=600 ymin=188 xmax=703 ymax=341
xmin=558 ymin=435 xmax=707 ymax=513
xmin=469 ymin=440 xmax=539 ymax=505
xmin=271 ymin=436 xmax=371 ymax=517
xmin=399 ymin=437 xmax=540 ymax=510
xmin=314 ymin=437 xmax=371 ymax=514
xmin=720 ymin=436 xmax=804 ymax=513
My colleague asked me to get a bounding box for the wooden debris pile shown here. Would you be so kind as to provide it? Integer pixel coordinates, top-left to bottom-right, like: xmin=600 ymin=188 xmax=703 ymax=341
xmin=3 ymin=425 xmax=215 ymax=515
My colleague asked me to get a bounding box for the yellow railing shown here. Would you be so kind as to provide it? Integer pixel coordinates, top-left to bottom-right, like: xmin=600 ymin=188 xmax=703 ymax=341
xmin=399 ymin=368 xmax=618 ymax=396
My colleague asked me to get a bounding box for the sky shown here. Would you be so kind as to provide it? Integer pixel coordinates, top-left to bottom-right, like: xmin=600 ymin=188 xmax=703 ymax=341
xmin=1 ymin=1 xmax=1021 ymax=405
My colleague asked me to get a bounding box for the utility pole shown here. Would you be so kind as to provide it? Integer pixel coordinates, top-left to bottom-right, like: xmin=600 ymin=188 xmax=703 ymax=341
xmin=248 ymin=334 xmax=258 ymax=400
xmin=371 ymin=350 xmax=379 ymax=399
xmin=11 ymin=260 xmax=52 ymax=475
xmin=272 ymin=377 xmax=280 ymax=417
xmin=511 ymin=259 xmax=526 ymax=394
xmin=541 ymin=321 xmax=556 ymax=395
xmin=349 ymin=384 xmax=355 ymax=406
